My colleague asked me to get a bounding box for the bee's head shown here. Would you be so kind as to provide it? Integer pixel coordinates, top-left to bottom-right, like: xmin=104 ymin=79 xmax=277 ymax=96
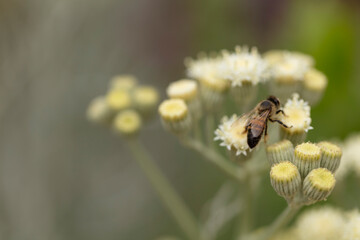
xmin=267 ymin=96 xmax=280 ymax=108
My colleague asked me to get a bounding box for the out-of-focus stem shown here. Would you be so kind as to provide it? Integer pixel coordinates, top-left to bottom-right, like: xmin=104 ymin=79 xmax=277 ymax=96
xmin=127 ymin=139 xmax=201 ymax=240
xmin=205 ymin=113 xmax=215 ymax=148
xmin=181 ymin=137 xmax=245 ymax=182
xmin=239 ymin=174 xmax=254 ymax=236
xmin=256 ymin=205 xmax=301 ymax=240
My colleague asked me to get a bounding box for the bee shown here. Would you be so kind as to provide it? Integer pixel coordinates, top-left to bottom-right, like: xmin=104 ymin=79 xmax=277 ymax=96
xmin=234 ymin=96 xmax=291 ymax=149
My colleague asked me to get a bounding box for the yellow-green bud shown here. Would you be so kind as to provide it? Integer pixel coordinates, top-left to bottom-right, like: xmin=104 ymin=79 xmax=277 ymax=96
xmin=266 ymin=140 xmax=294 ymax=165
xmin=294 ymin=143 xmax=321 ymax=178
xmin=86 ymin=96 xmax=112 ymax=125
xmin=158 ymin=99 xmax=192 ymax=135
xmin=113 ymin=110 xmax=142 ymax=136
xmin=132 ymin=85 xmax=159 ymax=117
xmin=106 ymin=89 xmax=131 ymax=111
xmin=303 ymin=168 xmax=336 ymax=202
xmin=270 ymin=161 xmax=301 ymax=200
xmin=302 ymin=69 xmax=327 ymax=106
xmin=317 ymin=141 xmax=342 ymax=173
xmin=109 ymin=74 xmax=137 ymax=91
xmin=167 ymin=79 xmax=202 ymax=119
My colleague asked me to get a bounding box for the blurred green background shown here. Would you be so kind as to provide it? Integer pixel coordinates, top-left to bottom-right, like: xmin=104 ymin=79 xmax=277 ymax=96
xmin=0 ymin=0 xmax=359 ymax=239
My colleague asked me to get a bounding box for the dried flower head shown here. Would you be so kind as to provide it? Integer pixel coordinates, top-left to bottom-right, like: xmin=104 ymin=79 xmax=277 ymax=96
xmin=214 ymin=114 xmax=250 ymax=156
xmin=219 ymin=46 xmax=269 ymax=87
xmin=295 ymin=207 xmax=346 ymax=240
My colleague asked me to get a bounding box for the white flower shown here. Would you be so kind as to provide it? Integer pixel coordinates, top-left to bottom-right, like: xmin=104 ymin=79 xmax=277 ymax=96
xmin=341 ymin=210 xmax=360 ymax=240
xmin=218 ymin=46 xmax=269 ymax=87
xmin=281 ymin=93 xmax=313 ymax=133
xmin=336 ymin=133 xmax=360 ymax=179
xmin=295 ymin=206 xmax=346 ymax=240
xmin=269 ymin=51 xmax=314 ymax=83
xmin=214 ymin=114 xmax=250 ymax=156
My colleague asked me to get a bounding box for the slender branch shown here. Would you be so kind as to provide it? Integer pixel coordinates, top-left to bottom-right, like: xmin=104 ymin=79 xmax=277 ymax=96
xmin=239 ymin=174 xmax=254 ymax=236
xmin=127 ymin=139 xmax=201 ymax=240
xmin=180 ymin=137 xmax=245 ymax=182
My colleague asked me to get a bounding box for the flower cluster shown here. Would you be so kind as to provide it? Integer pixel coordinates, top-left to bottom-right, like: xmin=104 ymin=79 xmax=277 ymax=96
xmin=272 ymin=206 xmax=360 ymax=240
xmin=87 ymin=74 xmax=159 ymax=136
xmin=267 ymin=141 xmax=341 ymax=204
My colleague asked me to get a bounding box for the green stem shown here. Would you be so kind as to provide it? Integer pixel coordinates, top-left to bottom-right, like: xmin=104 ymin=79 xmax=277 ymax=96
xmin=205 ymin=113 xmax=215 ymax=148
xmin=239 ymin=175 xmax=254 ymax=236
xmin=181 ymin=137 xmax=245 ymax=182
xmin=127 ymin=139 xmax=200 ymax=240
xmin=254 ymin=205 xmax=301 ymax=240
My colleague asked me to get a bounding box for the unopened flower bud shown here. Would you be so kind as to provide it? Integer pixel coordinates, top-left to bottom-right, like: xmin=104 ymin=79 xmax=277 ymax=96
xmin=106 ymin=89 xmax=131 ymax=111
xmin=113 ymin=110 xmax=142 ymax=136
xmin=158 ymin=99 xmax=192 ymax=135
xmin=132 ymin=85 xmax=159 ymax=117
xmin=266 ymin=140 xmax=294 ymax=165
xmin=302 ymin=69 xmax=327 ymax=106
xmin=294 ymin=142 xmax=321 ymax=178
xmin=167 ymin=79 xmax=201 ymax=119
xmin=317 ymin=141 xmax=342 ymax=173
xmin=280 ymin=93 xmax=313 ymax=145
xmin=270 ymin=161 xmax=301 ymax=200
xmin=87 ymin=96 xmax=113 ymax=125
xmin=109 ymin=74 xmax=137 ymax=91
xmin=303 ymin=168 xmax=336 ymax=202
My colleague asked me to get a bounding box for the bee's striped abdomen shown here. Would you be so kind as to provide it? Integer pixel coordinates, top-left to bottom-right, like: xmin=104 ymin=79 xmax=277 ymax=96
xmin=247 ymin=118 xmax=266 ymax=149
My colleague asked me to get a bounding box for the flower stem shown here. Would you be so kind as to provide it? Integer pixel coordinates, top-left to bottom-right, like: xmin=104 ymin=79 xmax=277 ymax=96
xmin=181 ymin=137 xmax=245 ymax=182
xmin=127 ymin=139 xmax=200 ymax=240
xmin=205 ymin=113 xmax=215 ymax=148
xmin=252 ymin=205 xmax=301 ymax=240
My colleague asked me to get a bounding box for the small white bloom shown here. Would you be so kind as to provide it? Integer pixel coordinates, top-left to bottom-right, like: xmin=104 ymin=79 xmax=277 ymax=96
xmin=295 ymin=206 xmax=346 ymax=240
xmin=218 ymin=46 xmax=269 ymax=87
xmin=214 ymin=114 xmax=250 ymax=156
xmin=281 ymin=93 xmax=313 ymax=133
xmin=269 ymin=51 xmax=314 ymax=83
xmin=341 ymin=210 xmax=360 ymax=240
xmin=336 ymin=133 xmax=360 ymax=179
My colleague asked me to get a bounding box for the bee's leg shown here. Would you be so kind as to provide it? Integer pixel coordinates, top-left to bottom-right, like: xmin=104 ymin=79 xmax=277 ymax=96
xmin=264 ymin=122 xmax=269 ymax=143
xmin=276 ymin=109 xmax=287 ymax=117
xmin=242 ymin=122 xmax=251 ymax=134
xmin=269 ymin=118 xmax=292 ymax=128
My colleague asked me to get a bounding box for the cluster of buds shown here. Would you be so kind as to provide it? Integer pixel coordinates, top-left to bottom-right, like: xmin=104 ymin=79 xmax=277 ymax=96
xmin=87 ymin=75 xmax=159 ymax=137
xmin=267 ymin=140 xmax=342 ymax=204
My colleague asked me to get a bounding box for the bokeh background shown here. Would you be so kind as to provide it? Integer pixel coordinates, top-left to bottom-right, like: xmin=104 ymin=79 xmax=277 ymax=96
xmin=0 ymin=0 xmax=359 ymax=239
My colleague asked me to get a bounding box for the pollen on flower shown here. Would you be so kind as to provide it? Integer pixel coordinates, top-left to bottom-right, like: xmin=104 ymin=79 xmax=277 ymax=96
xmin=214 ymin=114 xmax=250 ymax=156
xmin=281 ymin=93 xmax=313 ymax=133
xmin=113 ymin=110 xmax=142 ymax=135
xmin=218 ymin=46 xmax=269 ymax=87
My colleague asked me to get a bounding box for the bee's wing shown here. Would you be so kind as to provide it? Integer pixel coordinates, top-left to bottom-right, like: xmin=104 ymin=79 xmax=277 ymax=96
xmin=248 ymin=110 xmax=270 ymax=138
xmin=231 ymin=109 xmax=256 ymax=129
